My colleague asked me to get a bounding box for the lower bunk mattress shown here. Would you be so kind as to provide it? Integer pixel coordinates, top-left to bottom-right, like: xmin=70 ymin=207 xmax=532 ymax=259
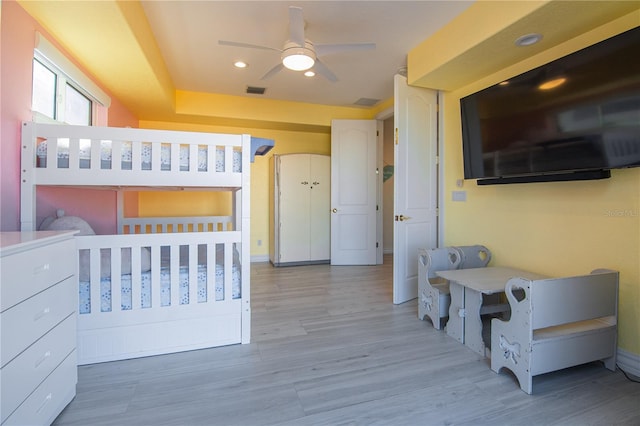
xmin=78 ymin=263 xmax=241 ymax=314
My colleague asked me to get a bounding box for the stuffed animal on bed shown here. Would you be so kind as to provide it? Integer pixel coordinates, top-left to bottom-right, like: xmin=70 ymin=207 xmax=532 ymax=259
xmin=40 ymin=210 xmax=151 ymax=281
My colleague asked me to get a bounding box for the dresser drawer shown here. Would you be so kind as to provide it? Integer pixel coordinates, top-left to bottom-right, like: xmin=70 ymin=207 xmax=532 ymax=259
xmin=2 ymin=350 xmax=77 ymax=426
xmin=1 ymin=238 xmax=76 ymax=312
xmin=1 ymin=277 xmax=75 ymax=368
xmin=0 ymin=314 xmax=76 ymax=423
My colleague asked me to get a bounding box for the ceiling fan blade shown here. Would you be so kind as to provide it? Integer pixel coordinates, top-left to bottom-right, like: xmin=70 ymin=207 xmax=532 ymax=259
xmin=313 ymin=60 xmax=338 ymax=83
xmin=288 ymin=6 xmax=305 ymax=47
xmin=218 ymin=40 xmax=281 ymax=52
xmin=315 ymin=43 xmax=376 ymax=57
xmin=261 ymin=63 xmax=284 ymax=80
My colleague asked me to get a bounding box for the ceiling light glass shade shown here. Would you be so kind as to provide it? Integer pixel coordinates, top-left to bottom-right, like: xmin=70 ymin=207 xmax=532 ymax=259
xmin=281 ymin=43 xmax=316 ymax=71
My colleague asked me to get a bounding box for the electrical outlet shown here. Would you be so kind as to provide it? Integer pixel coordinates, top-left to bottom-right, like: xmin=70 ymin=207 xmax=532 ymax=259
xmin=257 ymin=239 xmax=262 ymax=246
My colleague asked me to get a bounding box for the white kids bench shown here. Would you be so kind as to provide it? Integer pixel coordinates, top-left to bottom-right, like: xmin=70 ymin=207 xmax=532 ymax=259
xmin=491 ymin=269 xmax=618 ymax=394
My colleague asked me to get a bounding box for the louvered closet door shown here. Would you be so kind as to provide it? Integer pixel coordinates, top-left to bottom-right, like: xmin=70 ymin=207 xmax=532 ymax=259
xmin=278 ymin=154 xmax=312 ymax=263
xmin=309 ymin=155 xmax=330 ymax=261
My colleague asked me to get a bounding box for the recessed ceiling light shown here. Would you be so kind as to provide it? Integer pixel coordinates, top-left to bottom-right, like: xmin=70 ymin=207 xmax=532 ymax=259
xmin=498 ymin=81 xmax=510 ymax=86
xmin=304 ymin=70 xmax=315 ymax=77
xmin=515 ymin=33 xmax=543 ymax=47
xmin=234 ymin=61 xmax=248 ymax=68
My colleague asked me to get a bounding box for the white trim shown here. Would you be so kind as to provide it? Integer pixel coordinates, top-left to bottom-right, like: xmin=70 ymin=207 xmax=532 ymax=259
xmin=375 ymin=106 xmax=394 ymax=120
xmin=35 ymin=32 xmax=111 ymax=107
xmin=617 ymin=347 xmax=640 ymax=378
xmin=251 ymin=255 xmax=270 ymax=263
xmin=437 ymin=91 xmax=444 ymax=247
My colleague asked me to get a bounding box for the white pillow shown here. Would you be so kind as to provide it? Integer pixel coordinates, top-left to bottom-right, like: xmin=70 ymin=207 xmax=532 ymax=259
xmin=40 ymin=209 xmax=151 ymax=280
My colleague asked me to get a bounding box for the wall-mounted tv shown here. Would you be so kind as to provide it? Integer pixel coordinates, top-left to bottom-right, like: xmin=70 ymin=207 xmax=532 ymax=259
xmin=461 ymin=26 xmax=640 ymax=185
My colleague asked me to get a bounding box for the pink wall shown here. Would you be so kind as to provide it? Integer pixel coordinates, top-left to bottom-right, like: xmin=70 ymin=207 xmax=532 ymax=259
xmin=1 ymin=1 xmax=138 ymax=232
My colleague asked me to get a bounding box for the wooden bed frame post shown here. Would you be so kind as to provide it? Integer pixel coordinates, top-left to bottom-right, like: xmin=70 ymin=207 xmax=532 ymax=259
xmin=20 ymin=122 xmax=37 ymax=231
xmin=240 ymin=134 xmax=251 ymax=344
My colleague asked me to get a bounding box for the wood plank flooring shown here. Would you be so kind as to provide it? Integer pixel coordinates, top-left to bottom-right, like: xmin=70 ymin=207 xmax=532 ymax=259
xmin=54 ymin=257 xmax=639 ymax=425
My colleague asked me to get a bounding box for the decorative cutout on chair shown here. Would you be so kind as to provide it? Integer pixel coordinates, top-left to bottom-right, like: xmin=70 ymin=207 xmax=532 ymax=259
xmin=499 ymin=335 xmax=521 ymax=365
xmin=421 ymin=291 xmax=433 ymax=311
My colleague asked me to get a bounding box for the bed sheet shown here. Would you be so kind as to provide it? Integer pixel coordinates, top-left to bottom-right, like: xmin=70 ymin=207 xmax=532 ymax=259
xmin=78 ymin=263 xmax=241 ymax=314
xmin=36 ymin=140 xmax=241 ymax=172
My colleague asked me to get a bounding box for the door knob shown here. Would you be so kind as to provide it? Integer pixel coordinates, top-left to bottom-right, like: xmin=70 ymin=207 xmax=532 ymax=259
xmin=395 ymin=214 xmax=411 ymax=221
xmin=332 ymin=208 xmax=338 ymax=213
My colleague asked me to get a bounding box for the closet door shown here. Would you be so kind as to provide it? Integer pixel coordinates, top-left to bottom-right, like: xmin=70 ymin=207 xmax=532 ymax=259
xmin=309 ymin=155 xmax=330 ymax=261
xmin=278 ymin=154 xmax=311 ymax=263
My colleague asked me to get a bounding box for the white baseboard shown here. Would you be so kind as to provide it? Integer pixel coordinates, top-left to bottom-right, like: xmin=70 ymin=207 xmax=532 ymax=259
xmin=617 ymin=347 xmax=640 ymax=378
xmin=251 ymin=255 xmax=270 ymax=263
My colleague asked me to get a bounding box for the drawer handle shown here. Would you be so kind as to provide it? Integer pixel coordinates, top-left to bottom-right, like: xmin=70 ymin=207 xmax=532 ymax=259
xmin=36 ymin=393 xmax=53 ymax=414
xmin=35 ymin=350 xmax=51 ymax=368
xmin=33 ymin=263 xmax=51 ymax=275
xmin=34 ymin=307 xmax=51 ymax=321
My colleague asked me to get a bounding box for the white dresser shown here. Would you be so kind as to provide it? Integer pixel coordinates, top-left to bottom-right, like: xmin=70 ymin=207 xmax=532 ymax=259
xmin=0 ymin=231 xmax=77 ymax=425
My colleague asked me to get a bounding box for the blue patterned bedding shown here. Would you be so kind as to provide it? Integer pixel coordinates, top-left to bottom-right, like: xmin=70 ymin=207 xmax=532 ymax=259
xmin=37 ymin=140 xmax=242 ymax=172
xmin=78 ymin=263 xmax=241 ymax=314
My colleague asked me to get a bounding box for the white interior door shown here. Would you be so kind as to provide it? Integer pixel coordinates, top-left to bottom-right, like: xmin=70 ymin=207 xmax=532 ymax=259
xmin=309 ymin=154 xmax=331 ymax=261
xmin=393 ymin=75 xmax=438 ymax=304
xmin=331 ymin=119 xmax=378 ymax=265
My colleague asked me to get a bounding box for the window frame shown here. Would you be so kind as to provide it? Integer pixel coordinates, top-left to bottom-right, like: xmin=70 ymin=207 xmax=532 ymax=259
xmin=31 ymin=32 xmax=111 ymax=126
xmin=32 ymin=53 xmax=97 ymax=125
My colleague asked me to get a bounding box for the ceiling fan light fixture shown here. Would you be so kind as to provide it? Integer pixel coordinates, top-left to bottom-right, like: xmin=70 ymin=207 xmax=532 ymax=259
xmin=281 ymin=42 xmax=316 ymax=71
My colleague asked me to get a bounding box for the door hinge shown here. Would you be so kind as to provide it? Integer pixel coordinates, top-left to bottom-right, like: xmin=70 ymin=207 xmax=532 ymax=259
xmin=376 ymin=242 xmax=379 ymax=248
xmin=435 ymin=208 xmax=439 ymax=217
xmin=395 ymin=128 xmax=399 ymax=145
xmin=377 ymin=130 xmax=379 ymax=136
xmin=376 ymin=204 xmax=379 ymax=211
xmin=435 ymin=156 xmax=440 ymax=165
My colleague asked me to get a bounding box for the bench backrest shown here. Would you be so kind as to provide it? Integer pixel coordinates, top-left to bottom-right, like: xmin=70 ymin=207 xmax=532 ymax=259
xmin=507 ymin=270 xmax=618 ymax=330
xmin=454 ymin=245 xmax=492 ymax=269
xmin=422 ymin=247 xmax=461 ymax=279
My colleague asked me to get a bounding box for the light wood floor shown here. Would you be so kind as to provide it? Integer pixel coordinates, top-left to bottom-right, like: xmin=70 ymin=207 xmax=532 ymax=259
xmin=54 ymin=257 xmax=639 ymax=425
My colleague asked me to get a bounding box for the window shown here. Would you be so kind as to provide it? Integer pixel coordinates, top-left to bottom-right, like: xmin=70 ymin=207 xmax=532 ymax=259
xmin=32 ymin=56 xmax=94 ymax=125
xmin=32 ymin=59 xmax=57 ymax=119
xmin=31 ymin=32 xmax=111 ymax=125
xmin=65 ymin=83 xmax=92 ymax=125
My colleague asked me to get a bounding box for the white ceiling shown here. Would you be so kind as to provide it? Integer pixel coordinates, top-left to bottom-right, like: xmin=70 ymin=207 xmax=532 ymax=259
xmin=141 ymin=1 xmax=474 ymax=108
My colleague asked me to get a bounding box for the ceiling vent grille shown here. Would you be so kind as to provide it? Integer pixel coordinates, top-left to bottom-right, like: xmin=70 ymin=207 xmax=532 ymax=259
xmin=354 ymin=97 xmax=380 ymax=107
xmin=246 ymin=86 xmax=266 ymax=95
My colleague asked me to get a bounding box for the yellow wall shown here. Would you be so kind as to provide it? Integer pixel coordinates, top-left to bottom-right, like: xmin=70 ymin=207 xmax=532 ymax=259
xmin=441 ymin=14 xmax=640 ymax=353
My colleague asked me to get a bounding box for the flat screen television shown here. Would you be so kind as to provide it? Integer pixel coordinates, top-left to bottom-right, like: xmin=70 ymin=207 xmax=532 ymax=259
xmin=461 ymin=26 xmax=640 ymax=185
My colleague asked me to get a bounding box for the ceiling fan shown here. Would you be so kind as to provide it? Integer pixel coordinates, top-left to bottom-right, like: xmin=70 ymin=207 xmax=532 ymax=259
xmin=218 ymin=6 xmax=375 ymax=82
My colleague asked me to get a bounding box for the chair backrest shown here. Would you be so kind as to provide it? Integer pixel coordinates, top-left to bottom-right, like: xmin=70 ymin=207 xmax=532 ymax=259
xmin=455 ymin=245 xmax=492 ymax=269
xmin=424 ymin=247 xmax=461 ymax=278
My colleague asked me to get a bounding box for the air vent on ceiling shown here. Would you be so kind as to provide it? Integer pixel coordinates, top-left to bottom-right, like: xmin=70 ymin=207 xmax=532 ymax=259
xmin=246 ymin=86 xmax=266 ymax=95
xmin=354 ymin=98 xmax=380 ymax=107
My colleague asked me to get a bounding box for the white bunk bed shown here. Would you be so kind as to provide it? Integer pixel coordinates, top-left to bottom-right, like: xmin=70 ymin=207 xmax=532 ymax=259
xmin=20 ymin=121 xmax=262 ymax=365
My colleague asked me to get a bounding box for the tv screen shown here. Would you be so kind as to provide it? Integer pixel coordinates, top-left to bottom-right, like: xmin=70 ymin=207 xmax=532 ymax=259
xmin=461 ymin=27 xmax=640 ymax=184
